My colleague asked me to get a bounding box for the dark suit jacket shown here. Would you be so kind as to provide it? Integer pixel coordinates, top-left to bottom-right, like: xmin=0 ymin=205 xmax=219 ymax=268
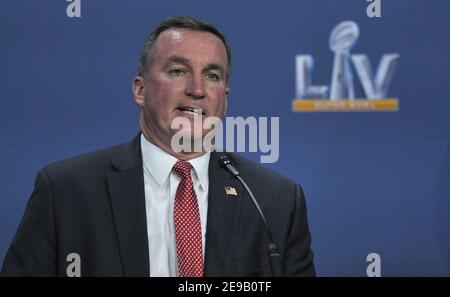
xmin=1 ymin=135 xmax=315 ymax=277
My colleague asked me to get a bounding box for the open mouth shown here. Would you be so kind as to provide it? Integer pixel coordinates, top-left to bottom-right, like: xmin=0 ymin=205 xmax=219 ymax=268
xmin=177 ymin=106 xmax=205 ymax=116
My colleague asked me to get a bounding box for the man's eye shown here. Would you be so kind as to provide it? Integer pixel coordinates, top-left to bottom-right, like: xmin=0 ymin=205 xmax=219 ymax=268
xmin=168 ymin=69 xmax=186 ymax=76
xmin=206 ymin=73 xmax=220 ymax=81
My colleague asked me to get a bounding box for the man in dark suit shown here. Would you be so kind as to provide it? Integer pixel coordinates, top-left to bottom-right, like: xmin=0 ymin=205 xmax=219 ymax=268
xmin=1 ymin=16 xmax=314 ymax=277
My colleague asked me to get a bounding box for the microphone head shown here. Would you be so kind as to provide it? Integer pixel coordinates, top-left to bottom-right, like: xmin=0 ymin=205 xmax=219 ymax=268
xmin=218 ymin=155 xmax=231 ymax=167
xmin=218 ymin=154 xmax=239 ymax=177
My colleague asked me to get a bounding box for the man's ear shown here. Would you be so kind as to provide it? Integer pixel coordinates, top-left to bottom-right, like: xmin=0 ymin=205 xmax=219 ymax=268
xmin=133 ymin=76 xmax=145 ymax=107
xmin=224 ymin=87 xmax=230 ymax=116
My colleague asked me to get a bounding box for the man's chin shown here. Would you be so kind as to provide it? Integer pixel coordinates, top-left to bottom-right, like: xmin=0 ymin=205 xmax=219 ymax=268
xmin=170 ymin=128 xmax=209 ymax=153
xmin=171 ymin=127 xmax=202 ymax=136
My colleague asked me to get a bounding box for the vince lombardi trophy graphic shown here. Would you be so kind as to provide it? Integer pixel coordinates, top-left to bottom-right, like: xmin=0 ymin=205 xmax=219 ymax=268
xmin=329 ymin=21 xmax=359 ymax=100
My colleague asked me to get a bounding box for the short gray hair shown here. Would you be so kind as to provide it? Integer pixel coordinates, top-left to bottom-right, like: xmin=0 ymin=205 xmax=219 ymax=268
xmin=137 ymin=16 xmax=232 ymax=81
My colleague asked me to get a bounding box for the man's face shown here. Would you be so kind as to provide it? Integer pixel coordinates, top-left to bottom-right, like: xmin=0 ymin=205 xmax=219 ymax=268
xmin=133 ymin=29 xmax=229 ymax=156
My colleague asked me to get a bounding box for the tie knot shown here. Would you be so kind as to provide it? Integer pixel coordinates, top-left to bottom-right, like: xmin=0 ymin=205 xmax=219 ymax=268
xmin=172 ymin=161 xmax=193 ymax=179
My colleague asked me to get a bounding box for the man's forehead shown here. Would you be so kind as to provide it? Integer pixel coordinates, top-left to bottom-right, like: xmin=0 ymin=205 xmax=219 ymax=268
xmin=154 ymin=29 xmax=227 ymax=62
xmin=161 ymin=29 xmax=184 ymax=43
xmin=158 ymin=28 xmax=222 ymax=45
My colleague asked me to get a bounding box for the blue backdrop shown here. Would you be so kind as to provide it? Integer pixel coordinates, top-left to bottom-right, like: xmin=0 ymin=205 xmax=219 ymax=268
xmin=1 ymin=0 xmax=449 ymax=276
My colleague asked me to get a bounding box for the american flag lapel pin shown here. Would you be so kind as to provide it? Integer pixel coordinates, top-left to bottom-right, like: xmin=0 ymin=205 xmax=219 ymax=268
xmin=224 ymin=186 xmax=238 ymax=196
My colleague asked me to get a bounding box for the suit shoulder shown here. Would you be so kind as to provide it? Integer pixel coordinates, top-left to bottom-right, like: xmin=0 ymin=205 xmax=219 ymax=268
xmin=42 ymin=140 xmax=132 ymax=178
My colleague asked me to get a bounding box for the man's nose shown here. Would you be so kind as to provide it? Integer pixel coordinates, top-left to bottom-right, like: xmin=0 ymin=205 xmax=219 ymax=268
xmin=185 ymin=74 xmax=206 ymax=100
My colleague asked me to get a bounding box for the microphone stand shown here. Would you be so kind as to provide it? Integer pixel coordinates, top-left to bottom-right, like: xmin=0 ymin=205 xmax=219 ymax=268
xmin=219 ymin=155 xmax=284 ymax=277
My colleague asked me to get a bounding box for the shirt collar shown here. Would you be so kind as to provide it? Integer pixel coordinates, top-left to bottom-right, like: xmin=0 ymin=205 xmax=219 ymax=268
xmin=188 ymin=149 xmax=210 ymax=191
xmin=140 ymin=134 xmax=210 ymax=190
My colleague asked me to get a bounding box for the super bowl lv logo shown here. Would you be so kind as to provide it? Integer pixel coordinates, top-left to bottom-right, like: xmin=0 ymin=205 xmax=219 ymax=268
xmin=292 ymin=21 xmax=400 ymax=112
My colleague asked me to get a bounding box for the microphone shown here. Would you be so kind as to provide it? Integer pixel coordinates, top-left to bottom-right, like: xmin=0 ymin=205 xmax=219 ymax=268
xmin=218 ymin=155 xmax=284 ymax=277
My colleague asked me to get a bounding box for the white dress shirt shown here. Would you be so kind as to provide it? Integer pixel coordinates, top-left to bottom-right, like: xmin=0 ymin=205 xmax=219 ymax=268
xmin=140 ymin=134 xmax=210 ymax=277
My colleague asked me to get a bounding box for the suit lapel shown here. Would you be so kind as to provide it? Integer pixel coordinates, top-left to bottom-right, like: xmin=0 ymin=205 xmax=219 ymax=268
xmin=105 ymin=139 xmax=243 ymax=277
xmin=204 ymin=152 xmax=243 ymax=276
xmin=107 ymin=135 xmax=149 ymax=276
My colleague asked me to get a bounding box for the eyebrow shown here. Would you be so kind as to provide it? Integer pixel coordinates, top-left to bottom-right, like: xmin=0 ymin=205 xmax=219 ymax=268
xmin=204 ymin=63 xmax=226 ymax=78
xmin=163 ymin=55 xmax=191 ymax=69
xmin=163 ymin=55 xmax=226 ymax=78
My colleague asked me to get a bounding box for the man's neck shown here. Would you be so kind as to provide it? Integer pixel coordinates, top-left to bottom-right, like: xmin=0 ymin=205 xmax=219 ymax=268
xmin=140 ymin=129 xmax=207 ymax=161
